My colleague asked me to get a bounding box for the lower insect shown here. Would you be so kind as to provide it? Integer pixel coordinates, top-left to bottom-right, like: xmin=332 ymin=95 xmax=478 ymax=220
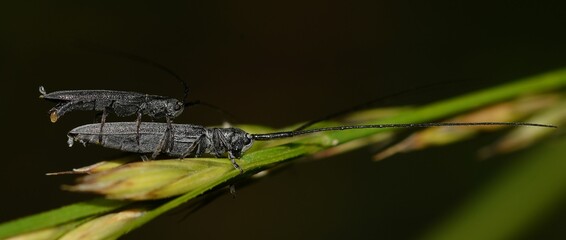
xmin=67 ymin=121 xmax=556 ymax=174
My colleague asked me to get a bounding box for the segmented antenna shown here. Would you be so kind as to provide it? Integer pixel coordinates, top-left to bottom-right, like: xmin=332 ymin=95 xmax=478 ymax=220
xmin=116 ymin=51 xmax=191 ymax=104
xmin=74 ymin=41 xmax=190 ymax=103
xmin=253 ymin=122 xmax=557 ymax=140
xmin=184 ymin=100 xmax=239 ymax=121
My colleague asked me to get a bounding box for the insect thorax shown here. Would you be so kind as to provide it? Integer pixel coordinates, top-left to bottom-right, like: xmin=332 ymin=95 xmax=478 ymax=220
xmin=207 ymin=128 xmax=254 ymax=158
xmin=143 ymin=98 xmax=184 ymax=119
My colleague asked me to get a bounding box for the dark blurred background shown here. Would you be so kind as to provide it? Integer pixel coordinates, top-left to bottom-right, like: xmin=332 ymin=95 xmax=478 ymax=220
xmin=1 ymin=1 xmax=566 ymax=239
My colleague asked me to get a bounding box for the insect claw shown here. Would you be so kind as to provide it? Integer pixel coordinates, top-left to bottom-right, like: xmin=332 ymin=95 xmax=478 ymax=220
xmin=230 ymin=160 xmax=243 ymax=174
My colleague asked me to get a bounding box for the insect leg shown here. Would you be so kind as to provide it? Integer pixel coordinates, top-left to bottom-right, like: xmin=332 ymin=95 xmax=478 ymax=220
xmin=228 ymin=151 xmax=243 ymax=174
xmin=165 ymin=117 xmax=175 ymax=152
xmin=151 ymin=129 xmax=172 ymax=159
xmin=93 ymin=112 xmax=103 ymax=123
xmin=48 ymin=102 xmax=76 ymax=123
xmin=136 ymin=112 xmax=142 ymax=145
xmin=229 ymin=184 xmax=237 ymax=198
xmin=150 ymin=120 xmax=177 ymax=158
xmin=180 ymin=134 xmax=206 ymax=159
xmin=98 ymin=107 xmax=110 ymax=143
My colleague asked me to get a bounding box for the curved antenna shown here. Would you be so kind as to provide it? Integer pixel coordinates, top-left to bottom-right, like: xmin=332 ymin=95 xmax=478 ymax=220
xmin=185 ymin=100 xmax=239 ymax=122
xmin=252 ymin=122 xmax=557 ymax=140
xmin=74 ymin=41 xmax=190 ymax=103
xmin=294 ymin=81 xmax=455 ymax=131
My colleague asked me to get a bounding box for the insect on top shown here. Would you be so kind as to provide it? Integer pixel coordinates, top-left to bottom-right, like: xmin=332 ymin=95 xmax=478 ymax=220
xmin=38 ymin=49 xmax=200 ymax=153
xmin=39 ymin=86 xmax=185 ymax=123
xmin=38 ymin=47 xmax=193 ymax=128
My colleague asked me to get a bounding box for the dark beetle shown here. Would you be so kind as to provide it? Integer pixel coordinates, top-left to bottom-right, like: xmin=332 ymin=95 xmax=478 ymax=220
xmin=39 ymin=86 xmax=186 ymax=150
xmin=68 ymin=122 xmax=253 ymax=172
xmin=39 ymin=42 xmax=190 ymax=125
xmin=39 ymin=86 xmax=184 ymax=124
xmin=67 ymin=121 xmax=556 ymax=173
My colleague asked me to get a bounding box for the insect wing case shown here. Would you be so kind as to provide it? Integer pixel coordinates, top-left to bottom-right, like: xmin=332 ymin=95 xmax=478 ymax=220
xmin=67 ymin=122 xmax=204 ymax=156
xmin=40 ymin=87 xmax=184 ymax=120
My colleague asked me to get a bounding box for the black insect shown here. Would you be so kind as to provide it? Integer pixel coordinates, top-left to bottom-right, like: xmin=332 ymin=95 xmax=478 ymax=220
xmin=67 ymin=121 xmax=556 ymax=173
xmin=39 ymin=86 xmax=188 ymax=155
xmin=39 ymin=86 xmax=186 ymax=124
xmin=39 ymin=52 xmax=193 ymax=123
xmin=38 ymin=47 xmax=203 ymax=154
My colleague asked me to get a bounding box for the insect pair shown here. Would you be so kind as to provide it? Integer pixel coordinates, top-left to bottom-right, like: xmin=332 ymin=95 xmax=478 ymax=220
xmin=39 ymin=85 xmax=191 ymax=154
xmin=50 ymin=91 xmax=557 ymax=175
xmin=39 ymin=47 xmax=228 ymax=156
xmin=40 ymin=49 xmax=557 ymax=173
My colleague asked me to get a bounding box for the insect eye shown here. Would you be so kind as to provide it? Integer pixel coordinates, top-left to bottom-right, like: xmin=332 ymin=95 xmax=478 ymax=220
xmin=244 ymin=135 xmax=253 ymax=145
xmin=174 ymin=103 xmax=182 ymax=111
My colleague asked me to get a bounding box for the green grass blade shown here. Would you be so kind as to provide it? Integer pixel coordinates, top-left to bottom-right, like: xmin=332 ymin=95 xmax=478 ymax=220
xmin=317 ymin=68 xmax=566 ymax=141
xmin=0 ymin=198 xmax=129 ymax=239
xmin=1 ymin=67 xmax=565 ymax=239
xmin=110 ymin=67 xmax=566 ymax=236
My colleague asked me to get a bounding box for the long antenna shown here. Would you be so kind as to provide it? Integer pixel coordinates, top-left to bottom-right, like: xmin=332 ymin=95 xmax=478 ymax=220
xmin=294 ymin=81 xmax=455 ymax=131
xmin=74 ymin=41 xmax=190 ymax=103
xmin=184 ymin=100 xmax=239 ymax=121
xmin=252 ymin=122 xmax=557 ymax=140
